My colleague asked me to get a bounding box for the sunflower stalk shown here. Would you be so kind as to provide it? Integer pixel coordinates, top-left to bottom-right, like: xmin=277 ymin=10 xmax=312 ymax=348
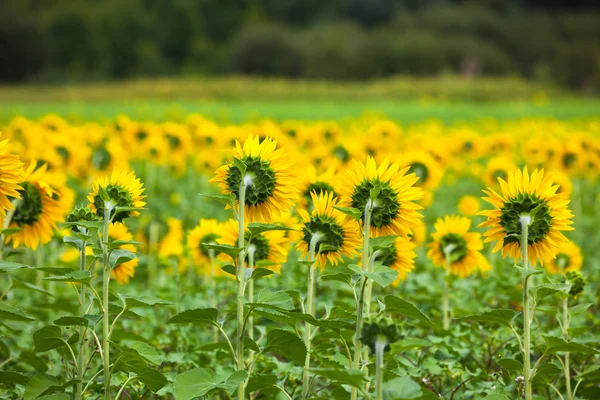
xmin=562 ymin=296 xmax=572 ymax=400
xmin=0 ymin=198 xmax=20 ymax=262
xmin=302 ymin=232 xmax=322 ymax=399
xmin=247 ymin=245 xmax=255 ymax=342
xmin=520 ymin=215 xmax=533 ymax=400
xmin=375 ymin=335 xmax=387 ymax=400
xmin=351 ymin=200 xmax=373 ymax=400
xmin=101 ymin=204 xmax=113 ymax=400
xmin=236 ymin=178 xmax=249 ymax=400
xmin=442 ymin=244 xmax=456 ymax=330
xmin=75 ymin=237 xmax=88 ymax=400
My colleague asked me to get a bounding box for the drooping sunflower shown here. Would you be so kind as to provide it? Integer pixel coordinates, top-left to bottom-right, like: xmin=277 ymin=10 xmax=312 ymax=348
xmin=1 ymin=162 xmax=64 ymax=250
xmin=109 ymin=222 xmax=138 ymax=284
xmin=218 ymin=219 xmax=289 ymax=273
xmin=297 ymin=191 xmax=361 ymax=267
xmin=0 ymin=136 xmax=23 ymax=218
xmin=187 ymin=218 xmax=228 ymax=277
xmin=337 ymin=157 xmax=424 ymax=238
xmin=87 ymin=169 xmax=146 ymax=223
xmin=427 ymin=215 xmax=491 ymax=278
xmin=210 ymin=135 xmax=298 ymax=223
xmin=543 ymin=239 xmax=583 ymax=274
xmin=478 ymin=167 xmax=574 ymax=264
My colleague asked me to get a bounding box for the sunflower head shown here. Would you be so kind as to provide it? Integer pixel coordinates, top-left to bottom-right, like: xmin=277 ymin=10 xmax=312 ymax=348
xmin=66 ymin=206 xmax=100 ymax=233
xmin=109 ymin=222 xmax=138 ymax=284
xmin=338 ymin=157 xmax=424 ymax=238
xmin=479 ymin=167 xmax=574 ymax=264
xmin=87 ymin=170 xmax=145 ymax=223
xmin=565 ymin=270 xmax=585 ymax=298
xmin=0 ymin=136 xmax=23 ymax=218
xmin=543 ymin=239 xmax=582 ymax=274
xmin=297 ymin=191 xmax=361 ymax=268
xmin=427 ymin=215 xmax=491 ymax=278
xmin=457 ymin=195 xmax=480 ymax=216
xmin=210 ymin=135 xmax=298 ymax=223
xmin=374 ymin=236 xmax=416 ymax=284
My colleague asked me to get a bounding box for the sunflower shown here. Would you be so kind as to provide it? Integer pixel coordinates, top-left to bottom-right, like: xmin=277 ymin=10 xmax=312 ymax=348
xmin=0 ymin=136 xmax=23 ymax=218
xmin=483 ymin=156 xmax=517 ymax=189
xmin=210 ymin=135 xmax=298 ymax=223
xmin=427 ymin=215 xmax=491 ymax=278
xmin=457 ymin=195 xmax=480 ymax=216
xmin=337 ymin=157 xmax=424 ymax=238
xmin=398 ymin=150 xmax=443 ymax=192
xmin=187 ymin=218 xmax=229 ymax=277
xmin=218 ymin=219 xmax=289 ymax=273
xmin=547 ymin=170 xmax=573 ymax=196
xmin=478 ymin=167 xmax=574 ymax=264
xmin=298 ymin=164 xmax=337 ymax=211
xmin=109 ymin=223 xmax=138 ymax=284
xmin=543 ymin=239 xmax=583 ymax=274
xmin=158 ymin=218 xmax=184 ymax=259
xmin=376 ymin=236 xmax=417 ymax=284
xmin=297 ymin=191 xmax=361 ymax=267
xmin=87 ymin=169 xmax=146 ymax=223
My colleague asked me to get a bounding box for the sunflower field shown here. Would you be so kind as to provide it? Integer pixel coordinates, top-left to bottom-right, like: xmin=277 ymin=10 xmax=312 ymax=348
xmin=0 ymin=114 xmax=599 ymax=400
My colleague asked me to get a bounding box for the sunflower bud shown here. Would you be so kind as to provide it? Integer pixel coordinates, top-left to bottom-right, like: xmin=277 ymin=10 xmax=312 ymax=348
xmin=67 ymin=206 xmax=100 ymax=233
xmin=565 ymin=270 xmax=585 ymax=297
xmin=360 ymin=317 xmax=401 ymax=354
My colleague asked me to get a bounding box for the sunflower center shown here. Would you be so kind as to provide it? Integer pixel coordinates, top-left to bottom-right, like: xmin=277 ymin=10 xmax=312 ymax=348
xmin=562 ymin=153 xmax=576 ymax=168
xmin=556 ymin=253 xmax=571 ymax=270
xmin=57 ymin=146 xmax=70 ymax=161
xmin=500 ymin=194 xmax=553 ymax=244
xmin=92 ymin=147 xmax=112 ymax=170
xmin=302 ymin=215 xmax=345 ymax=255
xmin=438 ymin=233 xmax=468 ymax=263
xmin=408 ymin=162 xmax=429 ymax=185
xmin=244 ymin=232 xmax=270 ymax=262
xmin=493 ymin=169 xmax=507 ymax=181
xmin=167 ymin=134 xmax=181 ymax=149
xmin=226 ymin=156 xmax=276 ymax=206
xmin=376 ymin=246 xmax=398 ymax=267
xmin=93 ymin=184 xmax=135 ymax=223
xmin=351 ymin=179 xmax=400 ymax=229
xmin=333 ymin=145 xmax=350 ymax=163
xmin=12 ymin=182 xmax=44 ymax=227
xmin=303 ymin=182 xmax=336 ymax=207
xmin=199 ymin=233 xmax=220 ymax=257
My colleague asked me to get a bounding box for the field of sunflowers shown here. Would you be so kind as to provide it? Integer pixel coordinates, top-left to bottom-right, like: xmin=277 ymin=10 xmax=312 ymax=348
xmin=0 ymin=112 xmax=599 ymax=400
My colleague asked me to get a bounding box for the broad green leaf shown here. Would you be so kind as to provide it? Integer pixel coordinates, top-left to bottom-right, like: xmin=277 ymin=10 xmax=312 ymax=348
xmin=0 ymin=371 xmax=29 ymax=385
xmin=199 ymin=193 xmax=236 ymax=207
xmin=483 ymin=395 xmax=511 ymax=400
xmin=515 ymin=265 xmax=544 ymax=280
xmin=310 ymin=368 xmax=366 ymax=389
xmin=24 ymin=374 xmax=58 ymax=400
xmin=391 ymin=338 xmax=430 ymax=352
xmin=62 ymin=235 xmax=86 ymax=250
xmin=321 ymin=271 xmax=353 ymax=286
xmin=569 ymin=303 xmax=593 ymax=316
xmin=384 ymin=295 xmax=432 ymax=325
xmin=173 ymin=368 xmax=248 ymax=400
xmin=107 ymin=239 xmax=142 ymax=250
xmin=119 ymin=294 xmax=172 ymax=310
xmin=0 ymin=260 xmax=29 ymax=272
xmin=244 ymin=336 xmax=260 ymax=352
xmin=534 ymin=283 xmax=570 ymax=301
xmin=532 ymin=363 xmax=561 ymax=384
xmin=497 ymin=358 xmax=523 ymax=373
xmin=0 ymin=303 xmax=35 ymax=322
xmin=126 ymin=341 xmax=163 ymax=365
xmin=43 ymin=270 xmax=91 ymax=285
xmin=254 ymin=289 xmax=294 ymax=311
xmin=333 ymin=206 xmax=362 ymax=221
xmin=12 ymin=279 xmax=54 ymax=297
xmin=135 ymin=367 xmax=168 ymax=392
xmin=263 ymin=329 xmax=307 ymax=365
xmin=383 ymin=376 xmax=422 ymax=399
xmin=249 ymin=268 xmax=275 ymax=281
xmin=33 ymin=326 xmax=68 ymax=352
xmin=543 ymin=336 xmax=599 ymax=354
xmin=0 ymin=227 xmax=20 ymax=236
xmin=202 ymin=244 xmax=242 ymax=260
xmin=59 ymin=221 xmax=103 ymax=231
xmin=247 ymin=223 xmax=294 ymax=235
xmin=168 ymin=308 xmax=219 ymax=327
xmin=53 ymin=316 xmax=90 ymax=327
xmin=221 ymin=264 xmax=236 ymax=276
xmin=19 ymin=351 xmax=48 ymax=372
xmin=456 ymin=309 xmax=518 ymax=328
xmin=39 ymin=379 xmax=80 ymax=397
xmin=109 ymin=249 xmax=136 ymax=268
xmin=247 ymin=374 xmax=278 ymax=393
xmin=369 ymin=235 xmax=398 ymax=252
xmin=365 ymin=265 xmax=398 ymax=288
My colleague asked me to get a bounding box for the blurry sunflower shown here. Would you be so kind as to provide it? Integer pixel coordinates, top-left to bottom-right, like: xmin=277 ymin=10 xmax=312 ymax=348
xmin=479 ymin=167 xmax=574 ymax=264
xmin=0 ymin=136 xmax=23 ymax=218
xmin=298 ymin=164 xmax=337 ymax=211
xmin=337 ymin=157 xmax=424 ymax=237
xmin=399 ymin=150 xmax=443 ymax=191
xmin=109 ymin=222 xmax=138 ymax=284
xmin=543 ymin=240 xmax=582 ymax=274
xmin=483 ymin=156 xmax=517 ymax=189
xmin=457 ymin=195 xmax=480 ymax=216
xmin=210 ymin=135 xmax=298 ymax=222
xmin=427 ymin=215 xmax=491 ymax=278
xmin=87 ymin=169 xmax=146 ymax=223
xmin=297 ymin=191 xmax=361 ymax=267
xmin=409 ymin=220 xmax=427 ymax=247
xmin=1 ymin=162 xmax=63 ymax=250
xmin=187 ymin=218 xmax=228 ymax=277
xmin=547 ymin=170 xmax=573 ymax=196
xmin=158 ymin=218 xmax=184 ymax=259
xmin=375 ymin=235 xmax=416 ymax=284
xmin=218 ymin=219 xmax=289 ymax=273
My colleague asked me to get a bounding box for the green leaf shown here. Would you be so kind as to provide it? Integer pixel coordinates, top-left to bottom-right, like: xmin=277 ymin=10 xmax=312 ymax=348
xmin=384 ymin=295 xmax=432 ymax=325
xmin=310 ymin=368 xmax=366 ymax=389
xmin=456 ymin=309 xmax=518 ymax=328
xmin=109 ymin=249 xmax=136 ymax=269
xmin=0 ymin=371 xmax=29 ymax=385
xmin=39 ymin=379 xmax=80 ymax=397
xmin=244 ymin=336 xmax=260 ymax=352
xmin=534 ymin=283 xmax=570 ymax=301
xmin=199 ymin=193 xmax=236 ymax=208
xmin=483 ymin=395 xmax=511 ymax=400
xmin=119 ymin=294 xmax=172 ymax=310
xmin=203 ymin=244 xmax=242 ymax=260
xmin=254 ymin=289 xmax=294 ymax=311
xmin=12 ymin=279 xmax=54 ymax=297
xmin=249 ymin=268 xmax=275 ymax=281
xmin=543 ymin=336 xmax=599 ymax=354
xmin=515 ymin=265 xmax=544 ymax=280
xmin=221 ymin=264 xmax=236 ymax=276
xmin=168 ymin=308 xmax=219 ymax=327
xmin=390 ymin=338 xmax=430 ymax=353
xmin=569 ymin=303 xmax=593 ymax=316
xmin=0 ymin=227 xmax=20 ymax=236
xmin=247 ymin=374 xmax=278 ymax=393
xmin=106 ymin=240 xmax=142 ymax=250
xmin=173 ymin=368 xmax=248 ymax=400
xmin=0 ymin=303 xmax=35 ymax=322
xmin=532 ymin=363 xmax=561 ymax=384
xmin=383 ymin=376 xmax=422 ymax=399
xmin=369 ymin=235 xmax=398 ymax=251
xmin=233 ymin=157 xmax=247 ymax=176
xmin=19 ymin=351 xmax=48 ymax=372
xmin=365 ymin=265 xmax=398 ymax=288
xmin=247 ymin=223 xmax=294 ymax=235
xmin=135 ymin=367 xmax=168 ymax=393
xmin=43 ymin=270 xmax=92 ymax=285
xmin=53 ymin=316 xmax=93 ymax=328
xmin=59 ymin=220 xmax=104 ymax=231
xmin=263 ymin=329 xmax=307 ymax=365
xmin=33 ymin=326 xmax=69 ymax=352
xmin=124 ymin=341 xmax=163 ymax=365
xmin=321 ymin=271 xmax=353 ymax=286
xmin=0 ymin=260 xmax=29 ymax=272
xmin=333 ymin=206 xmax=362 ymax=221
xmin=24 ymin=374 xmax=58 ymax=400
xmin=497 ymin=358 xmax=523 ymax=373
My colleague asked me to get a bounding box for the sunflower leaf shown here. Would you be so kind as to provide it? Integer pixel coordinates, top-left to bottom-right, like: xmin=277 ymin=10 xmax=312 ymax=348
xmin=174 ymin=368 xmax=248 ymax=400
xmin=384 ymin=295 xmax=432 ymax=325
xmin=369 ymin=235 xmax=398 ymax=251
xmin=199 ymin=193 xmax=236 ymax=208
xmin=250 ymin=268 xmax=275 ymax=281
xmin=263 ymin=329 xmax=306 ymax=365
xmin=233 ymin=157 xmax=247 ymax=175
xmin=542 ymin=335 xmax=599 ymax=354
xmin=221 ymin=264 xmax=237 ymax=276
xmin=364 ymin=265 xmax=398 ymax=288
xmin=515 ymin=265 xmax=544 ymax=280
xmin=59 ymin=221 xmax=104 ymax=232
xmin=108 ymin=249 xmax=136 ymax=268
xmin=202 ymin=244 xmax=242 ymax=260
xmin=167 ymin=308 xmax=219 ymax=328
xmin=456 ymin=309 xmax=518 ymax=328
xmin=0 ymin=303 xmax=36 ymax=322
xmin=247 ymin=222 xmax=294 ymax=235
xmin=43 ymin=270 xmax=92 ymax=285
xmin=333 ymin=206 xmax=362 ymax=221
xmin=107 ymin=240 xmax=142 ymax=250
xmin=0 ymin=260 xmax=30 ymax=272
xmin=119 ymin=294 xmax=172 ymax=310
xmin=533 ymin=283 xmax=570 ymax=301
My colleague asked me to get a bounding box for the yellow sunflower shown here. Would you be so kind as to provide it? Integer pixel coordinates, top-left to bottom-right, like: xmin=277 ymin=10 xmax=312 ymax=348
xmin=187 ymin=218 xmax=229 ymax=277
xmin=109 ymin=223 xmax=138 ymax=284
xmin=337 ymin=156 xmax=424 ymax=238
xmin=427 ymin=215 xmax=491 ymax=278
xmin=297 ymin=191 xmax=361 ymax=267
xmin=0 ymin=162 xmax=64 ymax=250
xmin=398 ymin=150 xmax=443 ymax=191
xmin=0 ymin=136 xmax=23 ymax=218
xmin=478 ymin=167 xmax=574 ymax=264
xmin=158 ymin=218 xmax=184 ymax=259
xmin=483 ymin=156 xmax=517 ymax=189
xmin=210 ymin=135 xmax=298 ymax=223
xmin=218 ymin=219 xmax=289 ymax=273
xmin=87 ymin=169 xmax=146 ymax=223
xmin=547 ymin=170 xmax=573 ymax=197
xmin=377 ymin=236 xmax=417 ymax=285
xmin=543 ymin=239 xmax=583 ymax=274
xmin=298 ymin=164 xmax=337 ymax=211
xmin=457 ymin=195 xmax=480 ymax=216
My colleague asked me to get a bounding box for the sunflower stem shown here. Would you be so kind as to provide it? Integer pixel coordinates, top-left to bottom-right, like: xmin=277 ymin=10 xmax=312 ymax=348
xmin=351 ymin=201 xmax=372 ymax=400
xmin=0 ymin=198 xmax=20 ymax=262
xmin=303 ymin=233 xmax=321 ymax=399
xmin=520 ymin=215 xmax=533 ymax=400
xmin=209 ymin=249 xmax=218 ymax=342
xmin=442 ymin=246 xmax=453 ymax=330
xmin=247 ymin=245 xmax=255 ymax=343
xmin=375 ymin=335 xmax=387 ymax=400
xmin=562 ymin=296 xmax=572 ymax=400
xmin=236 ymin=181 xmax=247 ymax=400
xmin=76 ymin=238 xmax=87 ymax=400
xmin=102 ymin=206 xmax=112 ymax=400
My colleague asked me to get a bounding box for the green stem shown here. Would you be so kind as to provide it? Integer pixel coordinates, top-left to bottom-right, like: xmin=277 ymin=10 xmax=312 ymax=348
xmin=102 ymin=207 xmax=112 ymax=400
xmin=302 ymin=233 xmax=321 ymax=399
xmin=114 ymin=375 xmax=136 ymax=400
xmin=351 ymin=202 xmax=372 ymax=400
xmin=442 ymin=247 xmax=453 ymax=330
xmin=375 ymin=336 xmax=387 ymax=400
xmin=0 ymin=199 xmax=19 ymax=262
xmin=563 ymin=297 xmax=572 ymax=400
xmin=76 ymin=239 xmax=87 ymax=400
xmin=236 ymin=181 xmax=247 ymax=400
xmin=209 ymin=249 xmax=218 ymax=342
xmin=520 ymin=216 xmax=532 ymax=400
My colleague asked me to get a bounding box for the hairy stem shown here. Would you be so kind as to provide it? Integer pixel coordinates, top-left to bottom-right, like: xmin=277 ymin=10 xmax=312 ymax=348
xmin=302 ymin=233 xmax=321 ymax=398
xmin=375 ymin=336 xmax=387 ymax=400
xmin=520 ymin=216 xmax=532 ymax=400
xmin=236 ymin=181 xmax=247 ymax=400
xmin=102 ymin=207 xmax=112 ymax=400
xmin=76 ymin=239 xmax=87 ymax=400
